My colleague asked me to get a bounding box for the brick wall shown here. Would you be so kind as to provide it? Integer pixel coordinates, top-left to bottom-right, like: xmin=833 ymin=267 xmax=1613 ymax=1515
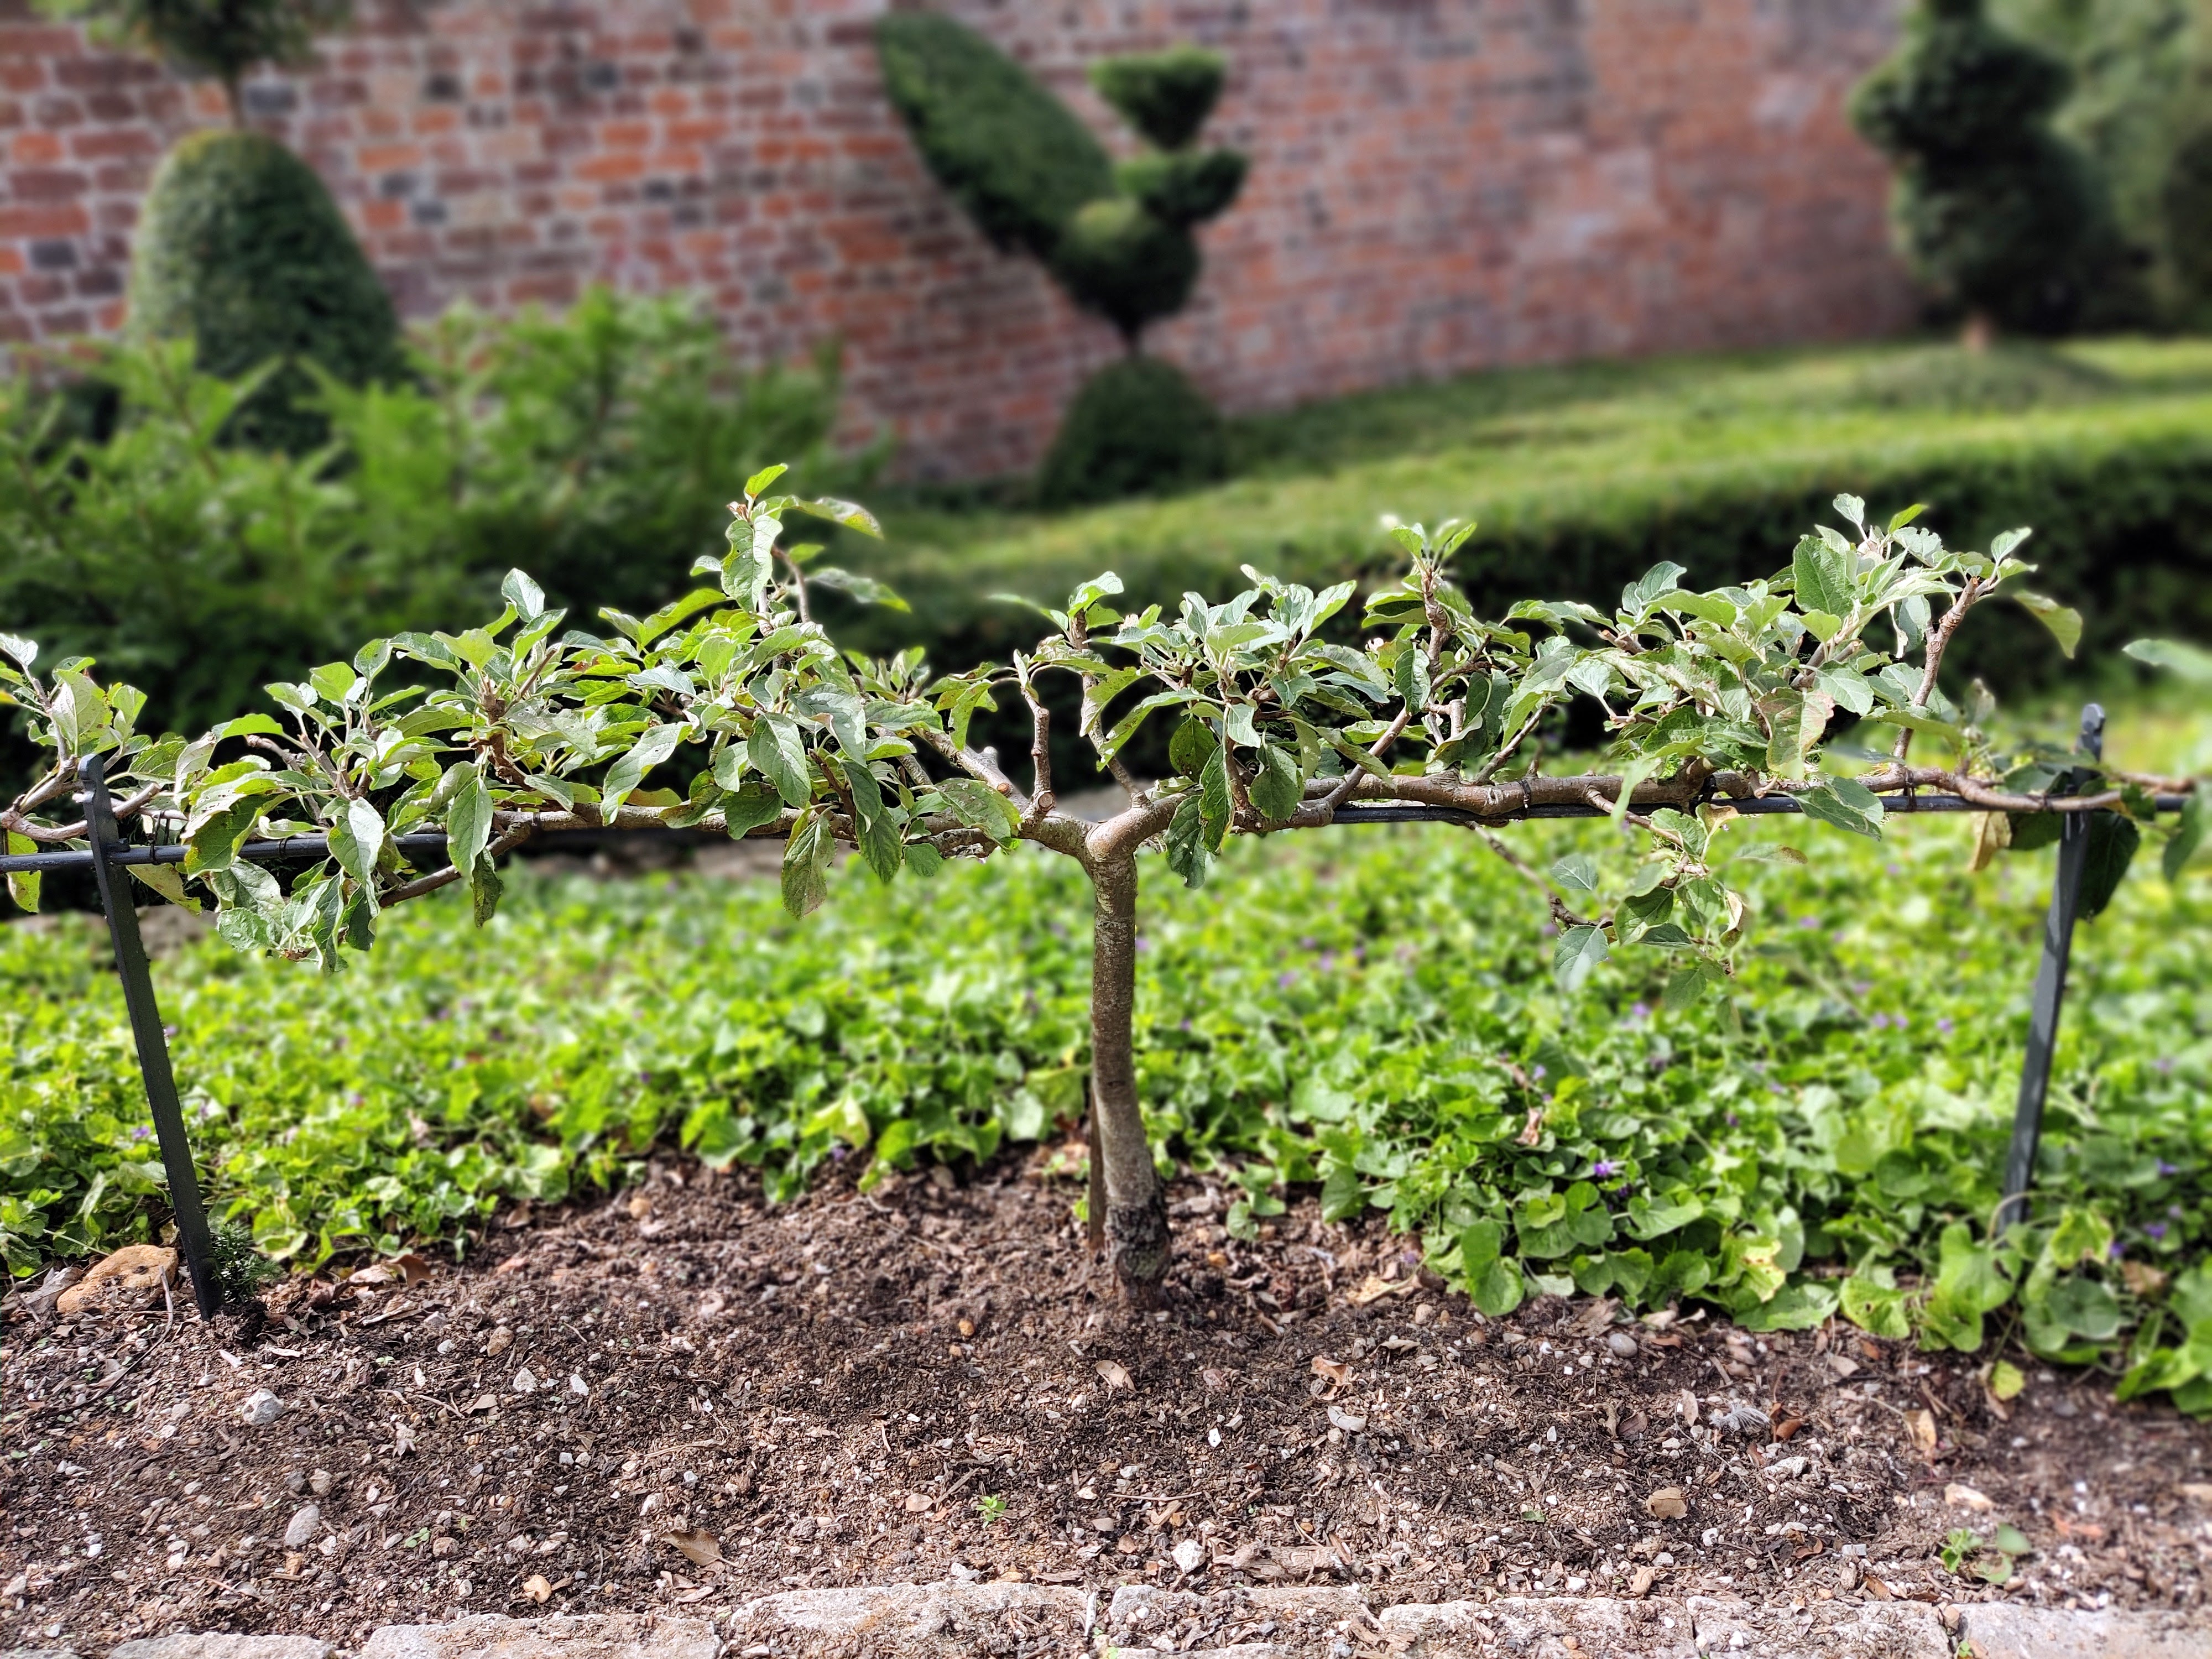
xmin=0 ymin=0 xmax=1914 ymax=480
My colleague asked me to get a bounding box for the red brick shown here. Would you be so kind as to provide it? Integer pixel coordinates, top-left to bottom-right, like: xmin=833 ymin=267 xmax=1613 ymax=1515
xmin=1 ymin=0 xmax=1914 ymax=481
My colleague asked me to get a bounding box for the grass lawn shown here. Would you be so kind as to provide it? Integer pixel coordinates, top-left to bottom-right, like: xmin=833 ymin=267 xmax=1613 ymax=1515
xmin=842 ymin=337 xmax=2212 ymax=674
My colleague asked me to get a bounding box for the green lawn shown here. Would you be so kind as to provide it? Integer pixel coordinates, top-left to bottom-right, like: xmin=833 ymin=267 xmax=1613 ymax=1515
xmin=841 ymin=337 xmax=2212 ymax=685
xmin=4 ymin=697 xmax=2207 ymax=1408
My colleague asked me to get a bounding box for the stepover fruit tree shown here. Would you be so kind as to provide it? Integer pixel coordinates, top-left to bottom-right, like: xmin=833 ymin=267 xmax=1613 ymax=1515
xmin=3 ymin=470 xmax=2205 ymax=1295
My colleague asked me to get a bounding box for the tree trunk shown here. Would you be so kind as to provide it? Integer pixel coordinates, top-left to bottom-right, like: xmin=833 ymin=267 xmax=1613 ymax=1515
xmin=1088 ymin=852 xmax=1168 ymax=1294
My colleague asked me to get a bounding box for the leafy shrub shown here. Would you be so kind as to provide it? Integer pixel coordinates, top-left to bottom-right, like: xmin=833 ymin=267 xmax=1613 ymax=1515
xmin=872 ymin=12 xmax=1113 ymax=260
xmin=2 ymin=781 xmax=2205 ymax=1406
xmin=1852 ymin=0 xmax=2119 ymax=333
xmin=1091 ymin=46 xmax=1231 ymax=151
xmin=128 ymin=128 xmax=406 ymax=452
xmin=320 ymin=288 xmax=858 ymax=622
xmin=1036 ymin=356 xmax=1225 ymax=508
xmin=0 ymin=289 xmax=851 ymax=758
xmin=1992 ymin=0 xmax=2212 ymax=324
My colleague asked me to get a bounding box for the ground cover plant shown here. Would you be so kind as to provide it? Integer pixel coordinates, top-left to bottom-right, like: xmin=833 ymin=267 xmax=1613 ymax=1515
xmin=0 ymin=717 xmax=2207 ymax=1407
xmin=2 ymin=451 xmax=2207 ymax=1404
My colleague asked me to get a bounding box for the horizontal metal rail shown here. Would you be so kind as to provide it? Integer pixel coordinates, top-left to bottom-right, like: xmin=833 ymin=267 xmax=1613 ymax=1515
xmin=0 ymin=791 xmax=2193 ymax=874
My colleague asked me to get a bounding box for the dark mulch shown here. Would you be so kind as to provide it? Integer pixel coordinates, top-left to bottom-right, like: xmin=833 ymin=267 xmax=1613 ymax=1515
xmin=5 ymin=1150 xmax=2209 ymax=1654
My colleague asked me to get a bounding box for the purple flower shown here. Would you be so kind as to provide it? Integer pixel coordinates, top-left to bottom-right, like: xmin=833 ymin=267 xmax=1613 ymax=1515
xmin=2158 ymin=1161 xmax=2179 ymax=1177
xmin=829 ymin=1145 xmax=848 ymax=1162
xmin=2146 ymin=1223 xmax=2168 ymax=1240
xmin=1937 ymin=1018 xmax=1954 ymax=1035
xmin=129 ymin=1125 xmax=153 ymax=1142
xmin=1629 ymin=1001 xmax=1651 ymax=1021
xmin=1869 ymin=1013 xmax=1888 ymax=1030
xmin=1886 ymin=863 xmax=1903 ymax=878
xmin=2154 ymin=1057 xmax=2176 ymax=1074
xmin=1300 ymin=937 xmax=1320 ymax=951
xmin=2109 ymin=1241 xmax=2125 ymax=1260
xmin=1276 ymin=972 xmax=1298 ymax=991
xmin=1590 ymin=1160 xmax=1619 ymax=1179
xmin=1532 ymin=1064 xmax=1547 ymax=1081
xmin=1768 ymin=1082 xmax=1785 ymax=1096
xmin=1726 ymin=1112 xmax=1740 ymax=1126
xmin=1797 ymin=916 xmax=1819 ymax=930
xmin=1317 ymin=952 xmax=1337 ymax=974
xmin=1892 ymin=1013 xmax=1909 ymax=1030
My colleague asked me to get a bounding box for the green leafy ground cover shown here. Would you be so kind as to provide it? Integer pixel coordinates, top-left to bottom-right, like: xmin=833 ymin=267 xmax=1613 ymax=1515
xmin=847 ymin=338 xmax=2212 ymax=696
xmin=3 ymin=703 xmax=2207 ymax=1406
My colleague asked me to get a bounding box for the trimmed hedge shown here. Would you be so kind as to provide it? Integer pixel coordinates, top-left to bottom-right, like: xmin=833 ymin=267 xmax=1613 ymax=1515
xmin=836 ymin=346 xmax=2212 ymax=775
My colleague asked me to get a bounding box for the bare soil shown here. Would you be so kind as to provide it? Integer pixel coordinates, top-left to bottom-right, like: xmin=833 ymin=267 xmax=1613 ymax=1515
xmin=5 ymin=1151 xmax=2210 ymax=1655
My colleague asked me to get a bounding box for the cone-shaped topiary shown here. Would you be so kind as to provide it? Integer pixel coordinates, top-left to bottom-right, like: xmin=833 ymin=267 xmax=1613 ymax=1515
xmin=1089 ymin=44 xmax=1227 ymax=152
xmin=1851 ymin=0 xmax=2114 ymax=336
xmin=128 ymin=128 xmax=405 ymax=452
xmin=1035 ymin=355 xmax=1225 ymax=509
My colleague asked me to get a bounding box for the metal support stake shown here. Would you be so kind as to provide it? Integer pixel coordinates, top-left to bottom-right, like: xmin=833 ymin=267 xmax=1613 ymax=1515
xmin=1996 ymin=703 xmax=2105 ymax=1234
xmin=78 ymin=754 xmax=221 ymax=1316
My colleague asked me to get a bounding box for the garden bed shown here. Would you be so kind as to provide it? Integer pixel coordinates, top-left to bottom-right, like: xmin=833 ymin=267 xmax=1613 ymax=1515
xmin=4 ymin=1154 xmax=2208 ymax=1655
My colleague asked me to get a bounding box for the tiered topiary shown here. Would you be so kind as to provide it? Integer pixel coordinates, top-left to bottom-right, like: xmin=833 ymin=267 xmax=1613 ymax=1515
xmin=43 ymin=0 xmax=404 ymax=450
xmin=876 ymin=15 xmax=1246 ymax=506
xmin=1851 ymin=0 xmax=2116 ymax=338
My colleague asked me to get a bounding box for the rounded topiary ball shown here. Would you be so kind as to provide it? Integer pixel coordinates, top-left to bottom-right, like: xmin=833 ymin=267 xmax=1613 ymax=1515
xmin=1049 ymin=197 xmax=1200 ymax=345
xmin=1036 ymin=356 xmax=1225 ymax=509
xmin=129 ymin=128 xmax=405 ymax=451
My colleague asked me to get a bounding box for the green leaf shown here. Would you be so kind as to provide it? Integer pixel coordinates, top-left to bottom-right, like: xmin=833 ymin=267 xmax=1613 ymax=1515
xmin=1796 ymin=776 xmax=1886 ymax=840
xmin=1792 ymin=533 xmax=1853 ymax=617
xmin=1319 ymin=1164 xmax=1366 ymax=1223
xmin=1250 ymin=742 xmax=1303 ymax=821
xmin=1198 ymin=745 xmax=1232 ymax=853
xmin=1458 ymin=1220 xmax=1524 ymax=1318
xmin=1553 ymin=924 xmax=1609 ymax=992
xmin=843 ymin=761 xmax=903 ymax=884
xmin=444 ymin=764 xmax=493 ymax=875
xmin=1839 ymin=1274 xmax=1911 ymax=1340
xmin=1551 ymin=853 xmax=1599 ymax=896
xmin=1169 ymin=716 xmax=1217 ymax=779
xmin=2012 ymin=590 xmax=2081 ymax=658
xmin=2079 ymin=813 xmax=2140 ymax=920
xmin=935 ymin=777 xmax=1021 ymax=844
xmin=6 ymin=831 xmax=40 ymax=914
xmin=750 ymin=713 xmax=813 ymax=808
xmin=2165 ymin=791 xmax=2205 ymax=881
xmin=721 ymin=781 xmax=784 ymax=838
xmin=2124 ymin=638 xmax=2212 ymax=684
xmin=500 ymin=570 xmax=546 ymax=621
xmin=781 ymin=810 xmax=832 ymax=917
xmin=1164 ymin=792 xmax=1212 ymax=890
xmin=467 ymin=849 xmax=503 ymax=928
xmin=328 ymin=796 xmax=385 ymax=890
xmin=744 ymin=462 xmax=789 ymax=499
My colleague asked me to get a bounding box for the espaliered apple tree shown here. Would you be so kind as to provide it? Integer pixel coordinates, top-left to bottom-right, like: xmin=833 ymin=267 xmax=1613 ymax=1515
xmin=3 ymin=472 xmax=2205 ymax=1296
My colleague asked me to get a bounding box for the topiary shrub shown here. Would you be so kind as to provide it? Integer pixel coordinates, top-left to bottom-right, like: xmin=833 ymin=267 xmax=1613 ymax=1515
xmin=128 ymin=128 xmax=405 ymax=452
xmin=39 ymin=0 xmax=349 ymax=124
xmin=876 ymin=16 xmax=1246 ymax=502
xmin=1035 ymin=356 xmax=1225 ymax=508
xmin=873 ymin=12 xmax=1114 ymax=260
xmin=1851 ymin=0 xmax=2117 ymax=337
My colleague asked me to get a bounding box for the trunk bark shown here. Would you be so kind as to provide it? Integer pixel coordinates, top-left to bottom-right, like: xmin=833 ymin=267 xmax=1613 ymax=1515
xmin=1088 ymin=852 xmax=1168 ymax=1293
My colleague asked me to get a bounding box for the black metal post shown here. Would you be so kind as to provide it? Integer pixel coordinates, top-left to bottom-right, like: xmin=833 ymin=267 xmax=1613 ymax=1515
xmin=77 ymin=754 xmax=221 ymax=1316
xmin=1996 ymin=703 xmax=2105 ymax=1234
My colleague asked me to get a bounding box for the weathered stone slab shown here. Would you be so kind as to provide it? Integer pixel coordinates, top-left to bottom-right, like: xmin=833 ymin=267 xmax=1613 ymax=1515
xmin=359 ymin=1614 xmax=715 ymax=1659
xmin=1684 ymin=1596 xmax=1949 ymax=1659
xmin=112 ymin=1639 xmax=333 ymax=1659
xmin=726 ymin=1582 xmax=1087 ymax=1651
xmin=1954 ymin=1603 xmax=2212 ymax=1659
xmin=1379 ymin=1595 xmax=1699 ymax=1657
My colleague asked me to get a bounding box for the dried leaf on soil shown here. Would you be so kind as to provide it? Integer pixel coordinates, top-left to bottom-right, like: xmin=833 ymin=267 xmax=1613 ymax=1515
xmin=1905 ymin=1408 xmax=1938 ymax=1458
xmin=1095 ymin=1359 xmax=1133 ymax=1391
xmin=661 ymin=1528 xmax=721 ymax=1567
xmin=1644 ymin=1486 xmax=1688 ymax=1520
